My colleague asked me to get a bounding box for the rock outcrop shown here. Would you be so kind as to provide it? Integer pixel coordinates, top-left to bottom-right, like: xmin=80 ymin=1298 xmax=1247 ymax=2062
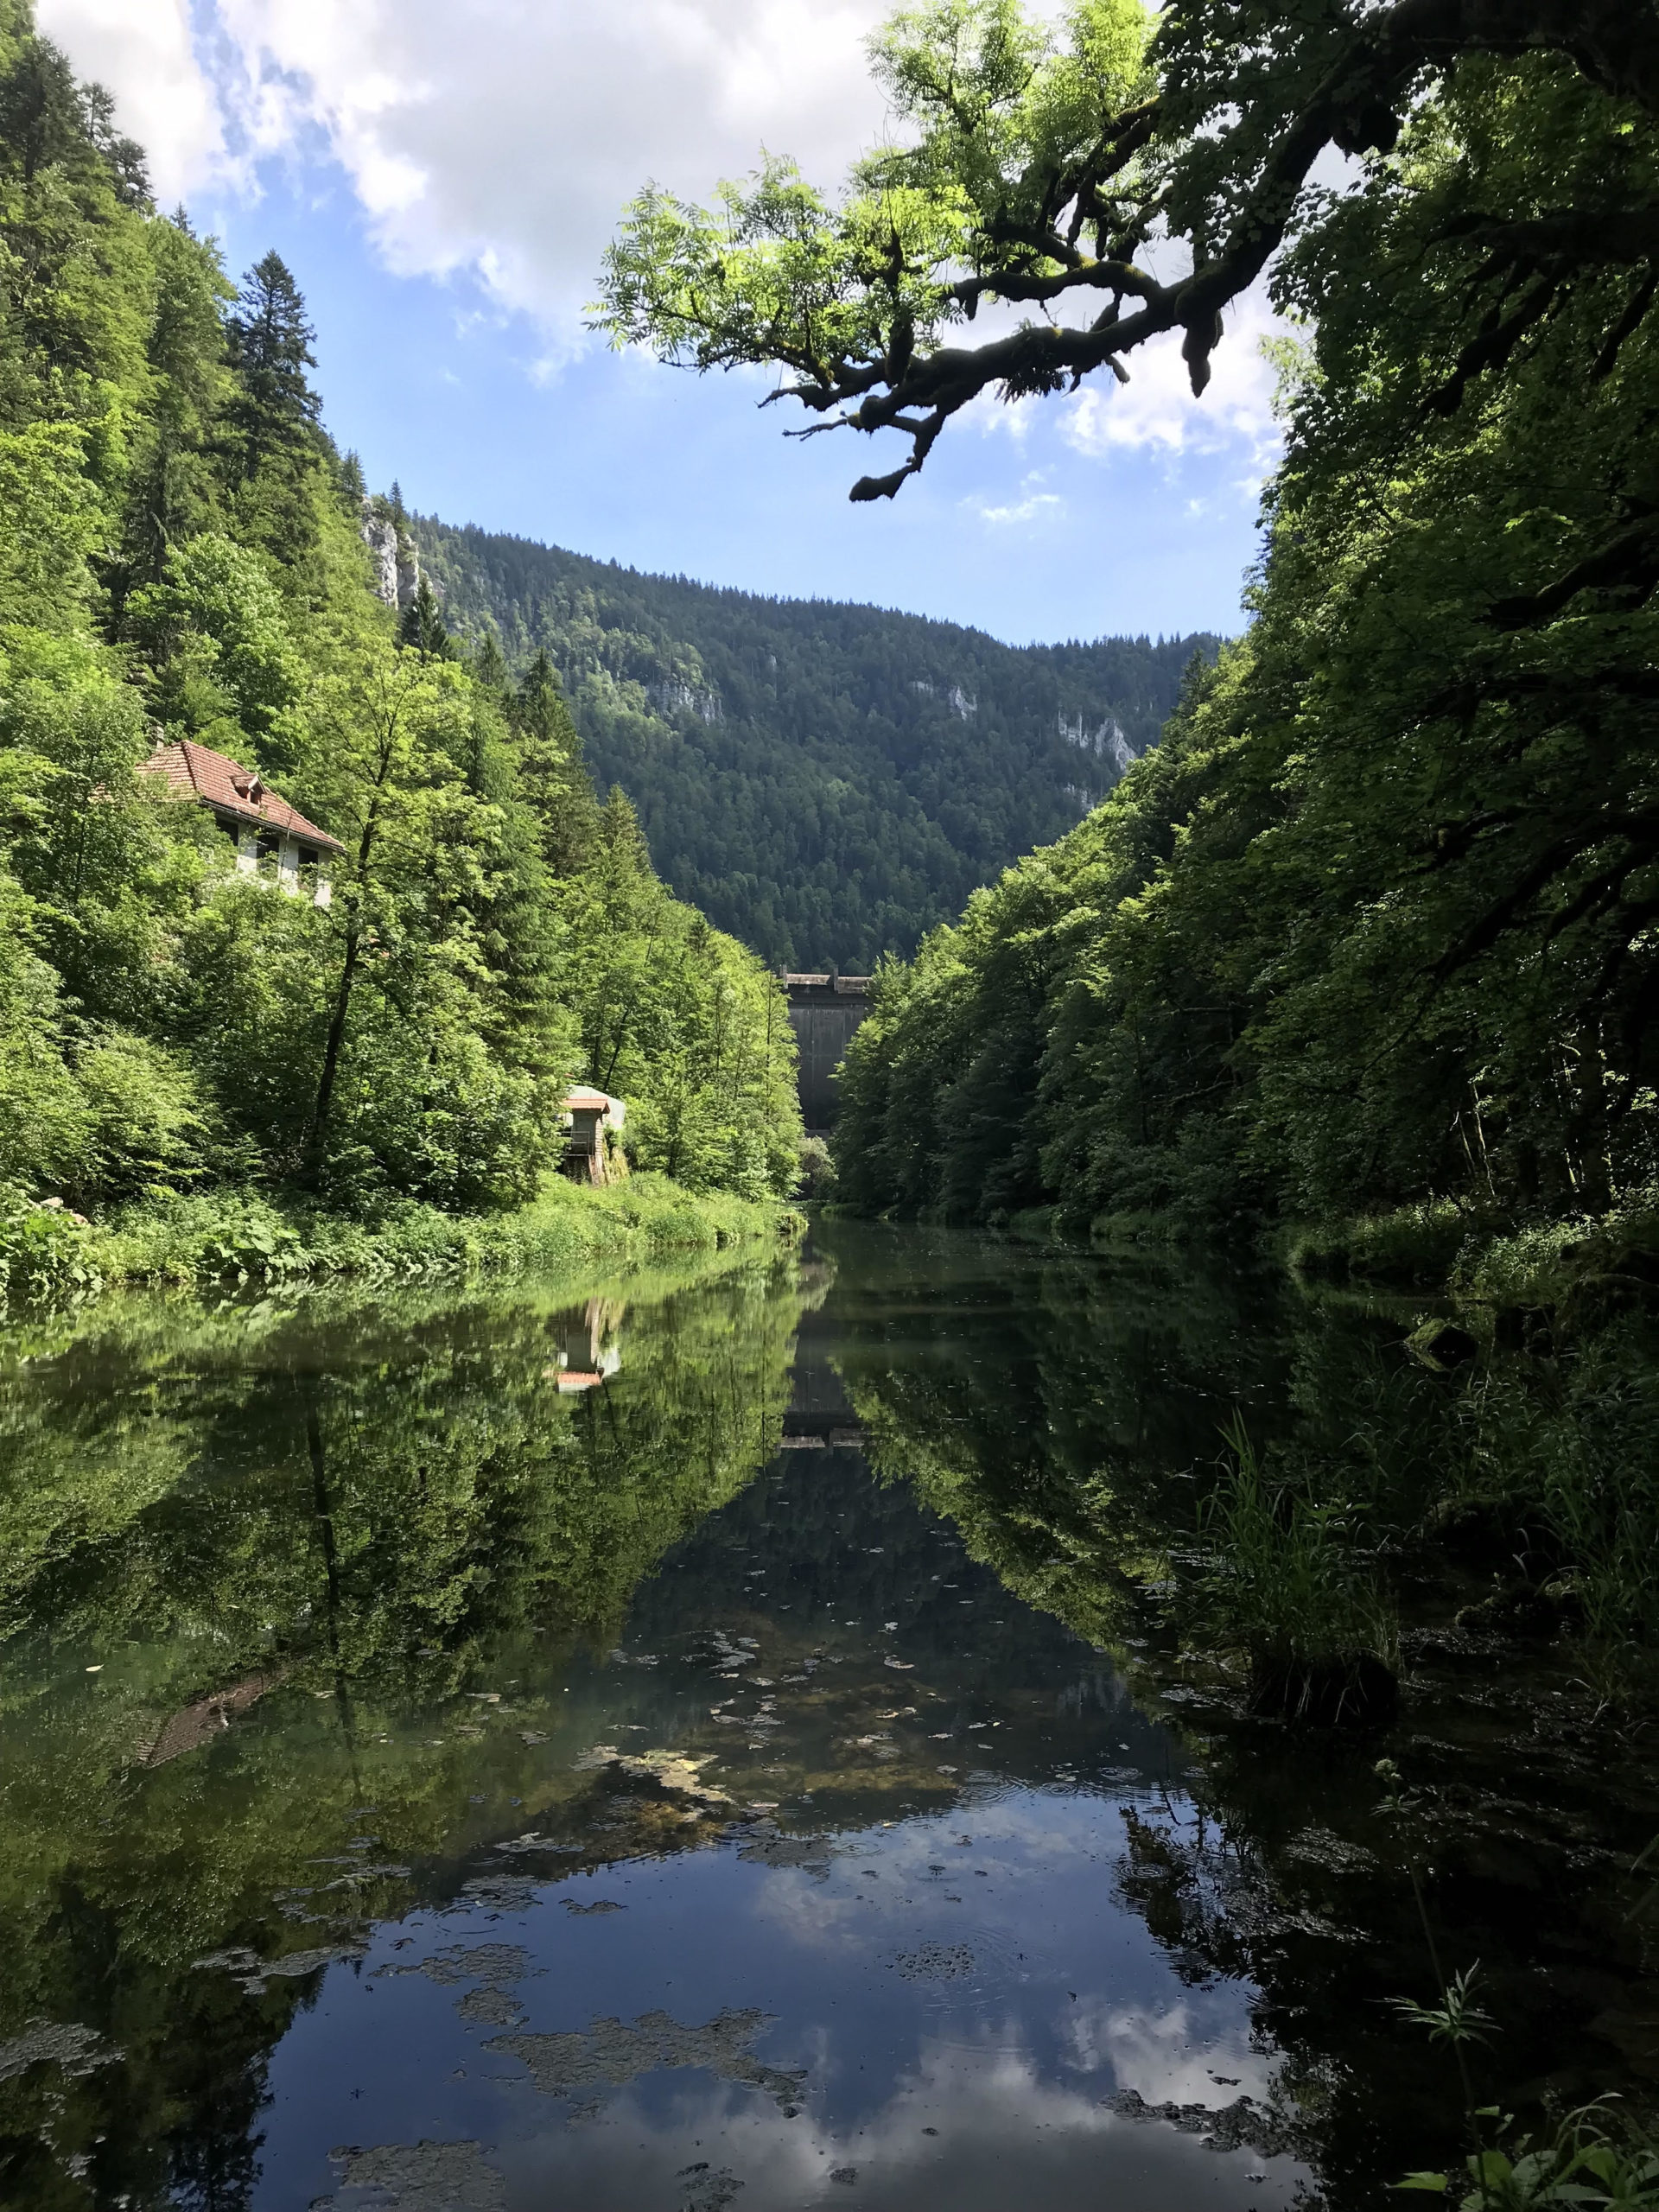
xmin=360 ymin=502 xmax=433 ymax=611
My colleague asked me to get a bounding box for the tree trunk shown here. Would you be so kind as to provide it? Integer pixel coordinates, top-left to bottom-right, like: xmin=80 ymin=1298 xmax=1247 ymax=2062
xmin=303 ymin=926 xmax=359 ymax=1172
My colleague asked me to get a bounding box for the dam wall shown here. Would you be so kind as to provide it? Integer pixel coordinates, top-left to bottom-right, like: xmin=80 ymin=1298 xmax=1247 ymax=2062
xmin=784 ymin=975 xmax=870 ymax=1135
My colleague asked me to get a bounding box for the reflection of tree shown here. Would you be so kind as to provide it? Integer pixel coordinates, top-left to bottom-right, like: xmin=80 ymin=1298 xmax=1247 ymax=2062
xmin=821 ymin=1225 xmax=1659 ymax=2208
xmin=834 ymin=1230 xmax=1292 ymax=1653
xmin=0 ymin=1250 xmax=804 ymax=2211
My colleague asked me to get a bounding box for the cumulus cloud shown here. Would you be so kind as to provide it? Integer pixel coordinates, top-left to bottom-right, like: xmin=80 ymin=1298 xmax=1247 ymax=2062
xmin=37 ymin=0 xmax=225 ymax=201
xmin=35 ymin=0 xmax=1290 ymax=490
xmin=1060 ymin=290 xmax=1287 ymax=478
xmin=45 ymin=0 xmax=895 ymax=332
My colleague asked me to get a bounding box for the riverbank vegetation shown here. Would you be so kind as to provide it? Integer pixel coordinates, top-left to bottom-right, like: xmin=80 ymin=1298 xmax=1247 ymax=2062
xmin=0 ymin=1172 xmax=794 ymax=1309
xmin=795 ymin=0 xmax=1659 ymax=1722
xmin=0 ymin=0 xmax=801 ymax=1305
xmin=600 ymin=0 xmax=1659 ymax=1312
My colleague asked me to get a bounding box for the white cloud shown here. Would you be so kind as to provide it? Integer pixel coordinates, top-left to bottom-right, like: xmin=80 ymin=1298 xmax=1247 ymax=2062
xmin=35 ymin=0 xmax=1291 ymax=486
xmin=1060 ymin=289 xmax=1286 ymax=476
xmin=968 ymin=475 xmax=1065 ymax=529
xmin=37 ymin=0 xmax=225 ymax=201
xmin=114 ymin=0 xmax=898 ymax=336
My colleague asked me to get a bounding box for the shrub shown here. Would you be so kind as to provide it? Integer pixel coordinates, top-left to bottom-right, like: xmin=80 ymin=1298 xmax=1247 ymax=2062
xmin=1289 ymin=1201 xmax=1479 ymax=1288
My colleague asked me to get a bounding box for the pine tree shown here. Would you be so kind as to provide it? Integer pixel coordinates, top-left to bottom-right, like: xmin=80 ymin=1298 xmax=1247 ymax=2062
xmin=0 ymin=35 xmax=95 ymax=187
xmin=397 ymin=574 xmax=454 ymax=660
xmin=512 ymin=651 xmax=598 ymax=876
xmin=468 ymin=632 xmax=510 ymax=695
xmin=226 ymin=251 xmax=320 ymax=482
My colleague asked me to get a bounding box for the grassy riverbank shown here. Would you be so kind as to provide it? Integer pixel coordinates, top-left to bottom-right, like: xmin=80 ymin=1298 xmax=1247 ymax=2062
xmin=1285 ymin=1195 xmax=1659 ymax=1314
xmin=0 ymin=1173 xmax=801 ymax=1308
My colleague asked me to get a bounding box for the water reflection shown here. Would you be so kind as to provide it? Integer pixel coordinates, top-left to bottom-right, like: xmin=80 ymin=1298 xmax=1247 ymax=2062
xmin=3 ymin=1223 xmax=1656 ymax=2212
xmin=548 ymin=1297 xmax=626 ymax=1393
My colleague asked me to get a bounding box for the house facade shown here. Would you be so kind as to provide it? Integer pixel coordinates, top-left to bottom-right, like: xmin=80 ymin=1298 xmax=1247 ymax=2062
xmin=139 ymin=738 xmax=344 ymax=906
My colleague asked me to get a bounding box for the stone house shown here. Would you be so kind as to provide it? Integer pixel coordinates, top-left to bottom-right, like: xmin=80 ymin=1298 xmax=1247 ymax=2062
xmin=139 ymin=738 xmax=344 ymax=906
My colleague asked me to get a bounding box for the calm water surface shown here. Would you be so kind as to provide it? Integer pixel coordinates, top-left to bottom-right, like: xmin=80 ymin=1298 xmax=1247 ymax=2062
xmin=3 ymin=1224 xmax=1656 ymax=2211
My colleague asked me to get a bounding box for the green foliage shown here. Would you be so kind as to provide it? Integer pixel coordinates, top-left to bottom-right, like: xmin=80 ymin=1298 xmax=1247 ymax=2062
xmin=1289 ymin=1205 xmax=1480 ymax=1291
xmin=594 ymin=0 xmax=1656 ymax=506
xmin=0 ymin=5 xmax=802 ymax=1253
xmin=835 ymin=27 xmax=1659 ymax=1281
xmin=1194 ymin=1415 xmax=1400 ymax=1717
xmin=1397 ymin=2104 xmax=1659 ymax=2209
xmin=414 ymin=514 xmax=1215 ymax=967
xmin=127 ymin=531 xmax=305 ymax=748
xmin=87 ymin=1172 xmax=781 ymax=1295
xmin=593 ymin=0 xmax=1160 ymax=495
xmin=795 ymin=1134 xmax=836 ymax=1199
xmin=0 ymin=421 xmax=105 ymax=626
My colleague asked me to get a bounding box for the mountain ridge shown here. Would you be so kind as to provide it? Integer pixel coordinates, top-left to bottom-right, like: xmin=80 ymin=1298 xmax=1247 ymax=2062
xmin=410 ymin=513 xmax=1220 ymax=968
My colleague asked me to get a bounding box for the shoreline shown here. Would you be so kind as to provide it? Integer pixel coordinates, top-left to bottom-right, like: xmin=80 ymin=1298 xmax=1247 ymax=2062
xmin=1 ymin=1174 xmax=805 ymax=1311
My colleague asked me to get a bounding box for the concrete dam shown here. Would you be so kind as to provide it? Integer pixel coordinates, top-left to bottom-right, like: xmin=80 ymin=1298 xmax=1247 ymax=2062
xmin=783 ymin=974 xmax=870 ymax=1134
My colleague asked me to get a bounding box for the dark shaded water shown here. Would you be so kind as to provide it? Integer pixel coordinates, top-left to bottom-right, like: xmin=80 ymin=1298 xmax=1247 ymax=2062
xmin=3 ymin=1224 xmax=1656 ymax=2211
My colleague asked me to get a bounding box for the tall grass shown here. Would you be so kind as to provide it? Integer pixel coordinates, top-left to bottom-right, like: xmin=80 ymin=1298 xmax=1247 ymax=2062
xmin=1 ymin=1173 xmax=798 ymax=1309
xmin=1197 ymin=1415 xmax=1400 ymax=1723
xmin=1287 ymin=1201 xmax=1481 ymax=1288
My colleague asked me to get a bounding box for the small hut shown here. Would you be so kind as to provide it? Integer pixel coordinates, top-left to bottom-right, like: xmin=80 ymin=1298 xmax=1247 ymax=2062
xmin=560 ymin=1086 xmax=626 ymax=1185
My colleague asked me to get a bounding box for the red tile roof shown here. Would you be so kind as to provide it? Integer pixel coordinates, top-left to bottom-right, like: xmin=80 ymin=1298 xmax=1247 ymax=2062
xmin=563 ymin=1086 xmax=615 ymax=1112
xmin=139 ymin=738 xmax=345 ymax=855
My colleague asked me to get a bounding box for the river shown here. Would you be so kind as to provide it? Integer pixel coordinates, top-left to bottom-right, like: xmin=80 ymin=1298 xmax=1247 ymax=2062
xmin=2 ymin=1221 xmax=1655 ymax=2210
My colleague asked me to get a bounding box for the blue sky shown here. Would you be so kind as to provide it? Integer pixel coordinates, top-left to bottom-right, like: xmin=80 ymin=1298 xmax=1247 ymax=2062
xmin=41 ymin=0 xmax=1274 ymax=646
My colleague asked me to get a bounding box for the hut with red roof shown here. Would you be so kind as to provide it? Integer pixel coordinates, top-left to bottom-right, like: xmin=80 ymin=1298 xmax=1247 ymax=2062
xmin=560 ymin=1085 xmax=627 ymax=1185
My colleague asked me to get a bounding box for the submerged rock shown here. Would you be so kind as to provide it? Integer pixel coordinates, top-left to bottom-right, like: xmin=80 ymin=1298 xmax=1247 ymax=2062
xmin=315 ymin=2135 xmax=505 ymax=2212
xmin=0 ymin=2019 xmax=118 ymax=2084
xmin=486 ymin=2005 xmax=806 ymax=2113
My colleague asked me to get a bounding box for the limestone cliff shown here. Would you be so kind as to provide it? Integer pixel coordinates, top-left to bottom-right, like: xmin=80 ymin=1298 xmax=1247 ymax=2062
xmin=360 ymin=501 xmax=435 ymax=612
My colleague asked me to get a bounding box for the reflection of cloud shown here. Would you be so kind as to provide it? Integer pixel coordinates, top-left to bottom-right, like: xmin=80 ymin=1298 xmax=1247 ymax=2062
xmin=487 ymin=2026 xmax=1309 ymax=2209
xmin=1067 ymin=1996 xmax=1278 ymax=2108
xmin=744 ymin=1790 xmax=1129 ymax=1961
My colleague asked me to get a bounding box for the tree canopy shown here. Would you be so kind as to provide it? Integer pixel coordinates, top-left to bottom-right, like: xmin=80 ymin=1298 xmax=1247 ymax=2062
xmin=0 ymin=1 xmax=802 ymax=1236
xmin=595 ymin=0 xmax=1659 ymax=499
xmin=830 ymin=2 xmax=1659 ymax=1270
xmin=413 ymin=513 xmax=1214 ymax=967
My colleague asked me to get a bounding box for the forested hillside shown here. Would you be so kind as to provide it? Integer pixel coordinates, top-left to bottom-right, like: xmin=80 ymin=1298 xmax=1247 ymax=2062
xmin=820 ymin=8 xmax=1659 ymax=1288
xmin=0 ymin=0 xmax=800 ymax=1283
xmin=412 ymin=516 xmax=1215 ymax=967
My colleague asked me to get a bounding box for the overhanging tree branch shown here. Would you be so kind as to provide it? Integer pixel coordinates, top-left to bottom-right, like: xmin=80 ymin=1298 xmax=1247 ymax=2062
xmin=594 ymin=0 xmax=1659 ymax=498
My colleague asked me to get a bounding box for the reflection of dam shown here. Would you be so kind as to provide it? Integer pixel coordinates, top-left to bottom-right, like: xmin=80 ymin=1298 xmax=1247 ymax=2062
xmin=779 ymin=1412 xmax=867 ymax=1450
xmin=779 ymin=1288 xmax=864 ymax=1448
